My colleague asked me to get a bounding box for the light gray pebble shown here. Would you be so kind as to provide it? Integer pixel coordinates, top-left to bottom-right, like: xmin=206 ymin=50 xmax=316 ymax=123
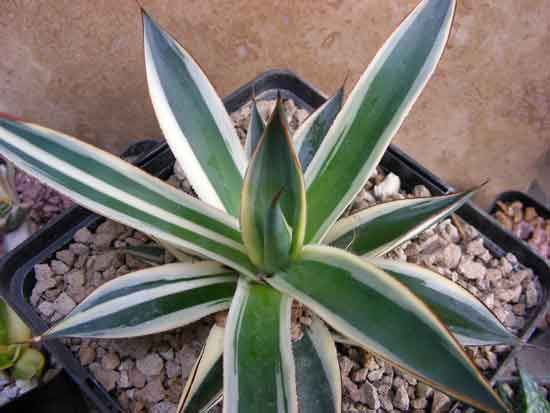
xmin=101 ymin=352 xmax=121 ymax=370
xmin=393 ymin=385 xmax=410 ymax=411
xmin=165 ymin=360 xmax=181 ymax=379
xmin=151 ymin=401 xmax=176 ymax=413
xmin=56 ymin=249 xmax=75 ymax=266
xmin=360 ymin=381 xmax=380 ymax=410
xmin=53 ymin=292 xmax=76 ymax=316
xmin=69 ymin=242 xmax=90 ymax=256
xmin=137 ymin=353 xmax=164 ymax=376
xmin=74 ymin=228 xmax=93 ymax=244
xmin=34 ymin=264 xmax=54 ymax=281
xmin=51 ymin=260 xmax=70 ymax=275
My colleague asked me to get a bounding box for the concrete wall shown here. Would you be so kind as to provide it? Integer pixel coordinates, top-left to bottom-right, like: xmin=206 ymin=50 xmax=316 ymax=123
xmin=1 ymin=0 xmax=549 ymax=206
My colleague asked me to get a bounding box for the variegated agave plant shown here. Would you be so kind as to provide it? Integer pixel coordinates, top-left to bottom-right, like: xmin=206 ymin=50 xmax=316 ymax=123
xmin=0 ymin=0 xmax=515 ymax=412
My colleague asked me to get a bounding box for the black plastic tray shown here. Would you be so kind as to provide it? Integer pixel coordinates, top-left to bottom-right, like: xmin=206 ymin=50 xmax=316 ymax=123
xmin=0 ymin=70 xmax=548 ymax=411
xmin=0 ymin=370 xmax=87 ymax=413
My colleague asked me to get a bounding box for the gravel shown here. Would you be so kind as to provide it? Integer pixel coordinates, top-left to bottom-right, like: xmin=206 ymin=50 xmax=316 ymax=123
xmin=493 ymin=200 xmax=549 ymax=260
xmin=28 ymin=97 xmax=546 ymax=412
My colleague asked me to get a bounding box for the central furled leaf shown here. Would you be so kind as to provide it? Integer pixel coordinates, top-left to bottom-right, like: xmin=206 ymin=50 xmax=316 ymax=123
xmin=241 ymin=97 xmax=306 ymax=272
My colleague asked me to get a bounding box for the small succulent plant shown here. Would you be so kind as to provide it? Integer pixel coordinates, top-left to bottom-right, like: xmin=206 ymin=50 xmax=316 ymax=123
xmin=0 ymin=161 xmax=31 ymax=252
xmin=0 ymin=0 xmax=515 ymax=411
xmin=0 ymin=299 xmax=45 ymax=381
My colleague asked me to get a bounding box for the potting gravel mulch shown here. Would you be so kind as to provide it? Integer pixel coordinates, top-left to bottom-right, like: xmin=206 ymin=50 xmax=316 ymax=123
xmin=493 ymin=200 xmax=550 ymax=261
xmin=27 ymin=98 xmax=547 ymax=413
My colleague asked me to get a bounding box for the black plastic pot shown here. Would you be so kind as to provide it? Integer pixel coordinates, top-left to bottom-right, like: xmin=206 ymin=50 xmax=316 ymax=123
xmin=0 ymin=70 xmax=548 ymax=412
xmin=0 ymin=370 xmax=87 ymax=413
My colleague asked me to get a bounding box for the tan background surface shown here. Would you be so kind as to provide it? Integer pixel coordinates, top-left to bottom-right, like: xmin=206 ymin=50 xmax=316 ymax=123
xmin=1 ymin=0 xmax=549 ymax=207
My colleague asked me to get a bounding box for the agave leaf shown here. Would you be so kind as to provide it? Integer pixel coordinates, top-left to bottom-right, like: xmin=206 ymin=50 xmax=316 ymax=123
xmin=325 ymin=188 xmax=478 ymax=257
xmin=0 ymin=344 xmax=22 ymax=370
xmin=0 ymin=119 xmax=256 ymax=277
xmin=293 ymin=87 xmax=343 ymax=172
xmin=143 ymin=13 xmax=246 ymax=216
xmin=121 ymin=244 xmax=166 ymax=265
xmin=304 ymin=0 xmax=456 ymax=243
xmin=244 ymin=99 xmax=265 ymax=159
xmin=240 ymin=98 xmax=306 ymax=270
xmin=369 ymin=258 xmax=517 ymax=346
xmin=0 ymin=298 xmax=31 ymax=345
xmin=177 ymin=324 xmax=224 ymax=413
xmin=143 ymin=11 xmax=246 ymax=216
xmin=43 ymin=262 xmax=237 ymax=339
xmin=294 ymin=315 xmax=341 ymax=413
xmin=519 ymin=368 xmax=550 ymax=413
xmin=12 ymin=348 xmax=45 ymax=379
xmin=269 ymin=245 xmax=507 ymax=413
xmin=224 ymin=279 xmax=297 ymax=413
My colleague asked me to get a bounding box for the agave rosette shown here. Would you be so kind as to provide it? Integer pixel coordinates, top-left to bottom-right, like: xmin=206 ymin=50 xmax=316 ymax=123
xmin=0 ymin=0 xmax=514 ymax=412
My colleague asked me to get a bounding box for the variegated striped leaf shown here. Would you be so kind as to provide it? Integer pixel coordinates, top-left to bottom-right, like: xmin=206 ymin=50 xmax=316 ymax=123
xmin=294 ymin=316 xmax=341 ymax=413
xmin=368 ymin=258 xmax=517 ymax=346
xmin=224 ymin=279 xmax=297 ymax=413
xmin=304 ymin=0 xmax=456 ymax=243
xmin=269 ymin=245 xmax=507 ymax=413
xmin=263 ymin=190 xmax=293 ymax=273
xmin=240 ymin=98 xmax=306 ymax=270
xmin=143 ymin=11 xmax=246 ymax=216
xmin=244 ymin=99 xmax=265 ymax=159
xmin=0 ymin=119 xmax=256 ymax=277
xmin=325 ymin=188 xmax=477 ymax=257
xmin=178 ymin=324 xmax=224 ymax=413
xmin=43 ymin=262 xmax=237 ymax=339
xmin=293 ymin=87 xmax=343 ymax=172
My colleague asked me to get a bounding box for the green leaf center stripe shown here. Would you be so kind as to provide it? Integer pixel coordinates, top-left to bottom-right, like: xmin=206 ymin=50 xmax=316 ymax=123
xmin=143 ymin=14 xmax=245 ymax=215
xmin=304 ymin=0 xmax=456 ymax=243
xmin=0 ymin=134 xmax=255 ymax=275
xmin=293 ymin=316 xmax=341 ymax=413
xmin=224 ymin=280 xmax=297 ymax=413
xmin=2 ymin=121 xmax=242 ymax=243
xmin=47 ymin=280 xmax=236 ymax=339
xmin=73 ymin=262 xmax=235 ymax=313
